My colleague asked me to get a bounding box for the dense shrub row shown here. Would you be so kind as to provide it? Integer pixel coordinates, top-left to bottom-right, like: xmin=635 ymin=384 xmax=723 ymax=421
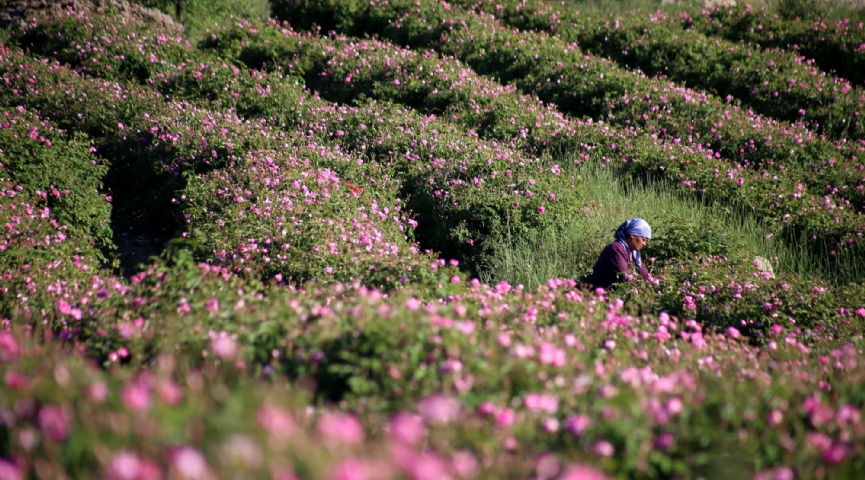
xmin=443 ymin=0 xmax=865 ymax=207
xmin=2 ymin=6 xmax=865 ymax=479
xmin=202 ymin=22 xmax=586 ymax=155
xmin=1 ymin=28 xmax=577 ymax=279
xmin=2 ymin=264 xmax=865 ymax=478
xmin=5 ymin=12 xmax=863 ymax=297
xmin=267 ymin=0 xmax=865 ymax=281
xmin=576 ymin=14 xmax=864 ymax=141
xmin=189 ymin=20 xmax=865 ymax=283
xmin=0 ymin=106 xmax=113 ymax=253
xmin=451 ymin=0 xmax=865 ymax=140
xmin=0 ymin=54 xmax=399 ymax=281
xmin=691 ymin=5 xmax=865 ymax=88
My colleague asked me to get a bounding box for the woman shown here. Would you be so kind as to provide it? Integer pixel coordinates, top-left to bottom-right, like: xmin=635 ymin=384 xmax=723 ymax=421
xmin=586 ymin=218 xmax=651 ymax=290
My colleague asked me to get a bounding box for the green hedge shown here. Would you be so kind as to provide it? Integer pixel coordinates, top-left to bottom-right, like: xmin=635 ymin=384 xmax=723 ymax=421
xmin=692 ymin=5 xmax=865 ymax=88
xmin=268 ymin=0 xmax=865 ymax=282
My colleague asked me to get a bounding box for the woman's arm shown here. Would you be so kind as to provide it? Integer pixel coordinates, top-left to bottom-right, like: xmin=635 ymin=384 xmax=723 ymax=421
xmin=609 ymin=242 xmax=631 ymax=281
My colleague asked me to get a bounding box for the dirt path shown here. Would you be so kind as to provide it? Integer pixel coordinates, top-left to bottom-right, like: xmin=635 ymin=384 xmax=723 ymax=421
xmin=111 ymin=226 xmax=173 ymax=277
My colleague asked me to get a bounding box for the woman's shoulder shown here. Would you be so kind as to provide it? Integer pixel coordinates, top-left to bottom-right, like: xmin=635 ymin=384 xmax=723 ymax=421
xmin=603 ymin=240 xmax=626 ymax=253
xmin=598 ymin=241 xmax=627 ymax=261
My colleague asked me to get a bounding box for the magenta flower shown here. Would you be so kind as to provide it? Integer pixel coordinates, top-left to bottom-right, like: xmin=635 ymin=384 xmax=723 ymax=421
xmin=158 ymin=381 xmax=183 ymax=406
xmin=654 ymin=433 xmax=675 ymax=451
xmin=451 ymin=450 xmax=478 ymax=479
xmin=257 ymin=404 xmax=295 ymax=439
xmin=0 ymin=460 xmax=21 ymax=480
xmin=535 ymin=453 xmax=562 ymax=479
xmin=559 ymin=464 xmax=611 ymax=480
xmin=388 ymin=412 xmax=426 ymax=445
xmin=317 ymin=412 xmax=365 ymax=444
xmin=593 ymin=440 xmax=615 ymax=458
xmin=56 ymin=299 xmax=72 ymax=316
xmin=107 ymin=451 xmax=142 ymax=480
xmin=565 ymin=415 xmax=591 ymax=436
xmin=494 ymin=408 xmax=516 ymax=427
xmin=87 ymin=381 xmax=109 ymax=403
xmin=768 ymin=409 xmax=783 ymax=427
xmin=807 ymin=432 xmax=832 ymax=451
xmin=170 ymin=447 xmax=212 ymax=480
xmin=330 ymin=459 xmax=368 ymax=480
xmin=205 ymin=298 xmax=219 ymax=313
xmin=402 ymin=452 xmax=450 ymax=480
xmin=418 ymin=394 xmax=461 ymax=424
xmin=405 ymin=297 xmax=422 ymax=311
xmin=525 ymin=393 xmax=558 ymax=413
xmin=38 ymin=405 xmax=69 ymax=442
xmin=210 ymin=332 xmax=238 ymax=359
xmin=0 ymin=333 xmax=20 ymax=362
xmin=121 ymin=383 xmax=151 ymax=412
xmin=822 ymin=443 xmax=850 ymax=464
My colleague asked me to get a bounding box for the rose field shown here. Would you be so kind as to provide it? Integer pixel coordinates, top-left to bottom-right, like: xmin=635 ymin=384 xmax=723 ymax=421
xmin=2 ymin=0 xmax=865 ymax=478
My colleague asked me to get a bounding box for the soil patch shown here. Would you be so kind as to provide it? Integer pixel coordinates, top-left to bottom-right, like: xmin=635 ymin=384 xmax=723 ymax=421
xmin=0 ymin=0 xmax=183 ymax=34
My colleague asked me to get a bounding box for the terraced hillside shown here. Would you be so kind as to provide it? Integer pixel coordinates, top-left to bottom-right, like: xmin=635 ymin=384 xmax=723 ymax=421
xmin=1 ymin=0 xmax=865 ymax=478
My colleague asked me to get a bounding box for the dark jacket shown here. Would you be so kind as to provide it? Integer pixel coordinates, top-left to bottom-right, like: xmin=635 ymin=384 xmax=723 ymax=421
xmin=586 ymin=240 xmax=648 ymax=289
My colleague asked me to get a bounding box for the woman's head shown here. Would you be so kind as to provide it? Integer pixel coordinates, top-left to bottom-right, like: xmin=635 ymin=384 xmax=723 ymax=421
xmin=625 ymin=234 xmax=649 ymax=251
xmin=614 ymin=218 xmax=651 ymax=251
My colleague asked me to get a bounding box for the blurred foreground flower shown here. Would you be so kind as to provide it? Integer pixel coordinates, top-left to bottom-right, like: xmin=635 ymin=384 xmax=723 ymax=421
xmin=559 ymin=464 xmax=611 ymax=480
xmin=418 ymin=394 xmax=461 ymax=424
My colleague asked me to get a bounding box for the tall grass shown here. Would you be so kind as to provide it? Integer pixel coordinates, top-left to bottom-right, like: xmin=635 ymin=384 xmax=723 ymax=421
xmin=477 ymin=160 xmax=863 ymax=288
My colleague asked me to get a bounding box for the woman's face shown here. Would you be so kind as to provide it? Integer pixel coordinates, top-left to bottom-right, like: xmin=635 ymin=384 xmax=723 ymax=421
xmin=626 ymin=235 xmax=649 ymax=251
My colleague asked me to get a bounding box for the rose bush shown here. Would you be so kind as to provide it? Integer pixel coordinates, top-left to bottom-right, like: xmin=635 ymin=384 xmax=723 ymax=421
xmin=691 ymin=4 xmax=865 ymax=88
xmin=1 ymin=4 xmax=865 ymax=479
xmin=268 ymin=0 xmax=865 ymax=282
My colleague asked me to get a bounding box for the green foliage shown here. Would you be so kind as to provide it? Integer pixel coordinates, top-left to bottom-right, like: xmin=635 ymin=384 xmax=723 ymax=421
xmin=777 ymin=0 xmax=826 ymax=20
xmin=134 ymin=0 xmax=271 ymax=39
xmin=480 ymin=162 xmax=784 ymax=287
xmin=621 ymin=256 xmax=865 ymax=340
xmin=643 ymin=215 xmax=748 ymax=267
xmin=573 ymin=12 xmax=865 ymax=141
xmin=693 ymin=5 xmax=865 ymax=88
xmin=269 ymin=0 xmax=865 ymax=284
xmin=3 ymin=7 xmax=865 ymax=479
xmin=0 ymin=108 xmax=113 ymax=252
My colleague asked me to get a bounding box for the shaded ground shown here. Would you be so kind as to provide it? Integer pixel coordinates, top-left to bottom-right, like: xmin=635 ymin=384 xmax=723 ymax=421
xmin=111 ymin=225 xmax=174 ymax=277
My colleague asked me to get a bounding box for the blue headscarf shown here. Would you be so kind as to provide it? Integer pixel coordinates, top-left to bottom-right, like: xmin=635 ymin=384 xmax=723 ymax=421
xmin=614 ymin=218 xmax=651 ymax=273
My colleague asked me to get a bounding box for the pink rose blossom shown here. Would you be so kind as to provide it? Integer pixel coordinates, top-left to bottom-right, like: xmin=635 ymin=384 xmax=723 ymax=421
xmin=122 ymin=383 xmax=151 ymax=412
xmin=388 ymin=413 xmax=426 ymax=445
xmin=257 ymin=405 xmax=294 ymax=439
xmin=593 ymin=440 xmax=615 ymax=458
xmin=317 ymin=412 xmax=365 ymax=444
xmin=451 ymin=451 xmax=478 ymax=478
xmin=559 ymin=464 xmax=611 ymax=480
xmin=170 ymin=447 xmax=212 ymax=480
xmin=38 ymin=405 xmax=69 ymax=441
xmin=107 ymin=451 xmax=142 ymax=480
xmin=210 ymin=332 xmax=238 ymax=359
xmin=418 ymin=394 xmax=461 ymax=424
xmin=330 ymin=459 xmax=368 ymax=480
xmin=0 ymin=460 xmax=21 ymax=480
